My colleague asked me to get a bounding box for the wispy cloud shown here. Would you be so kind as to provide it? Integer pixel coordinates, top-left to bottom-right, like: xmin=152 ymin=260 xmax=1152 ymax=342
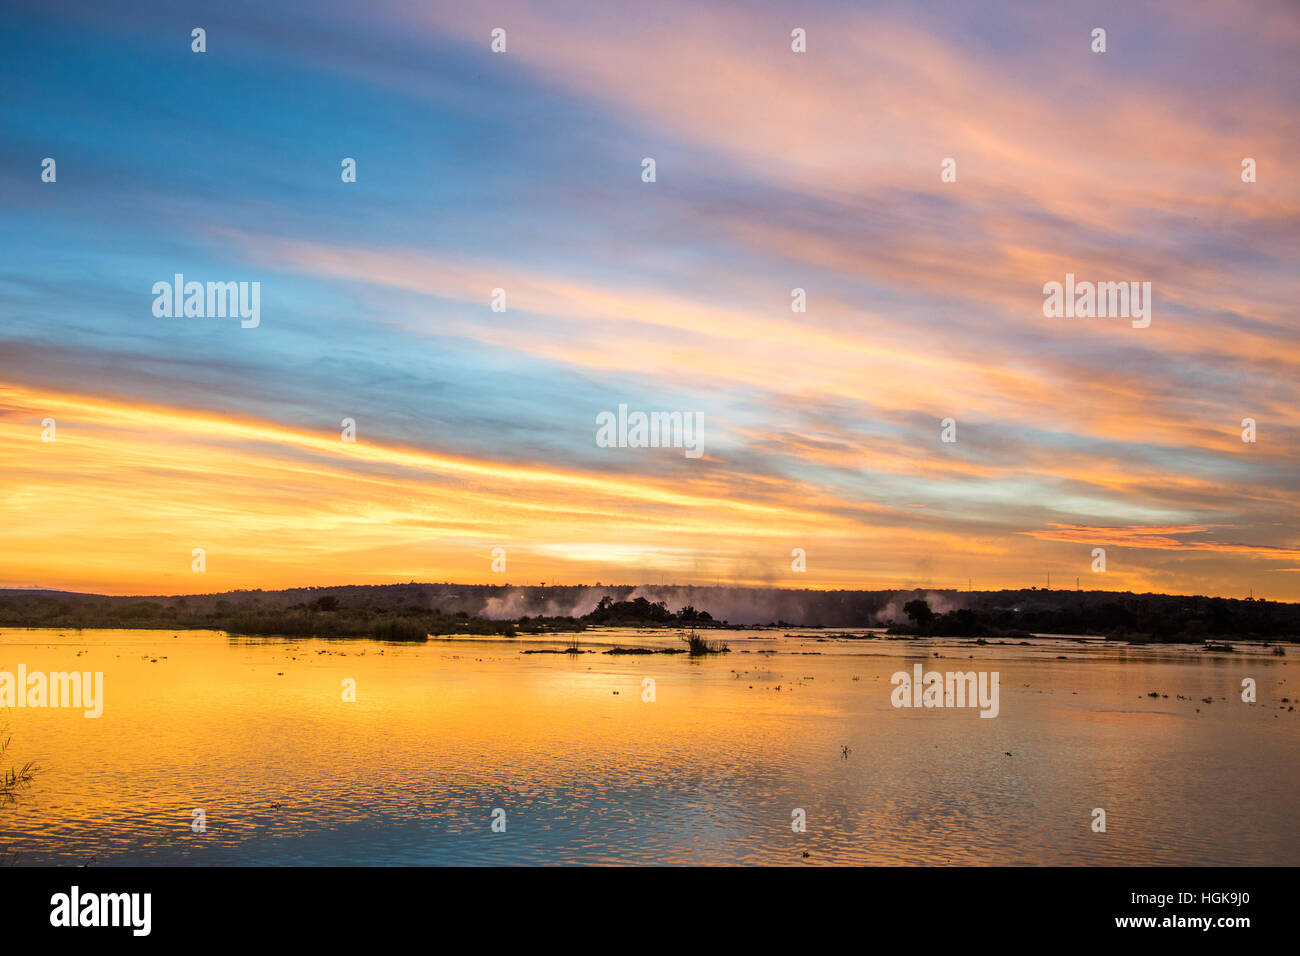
xmin=1 ymin=0 xmax=1296 ymax=598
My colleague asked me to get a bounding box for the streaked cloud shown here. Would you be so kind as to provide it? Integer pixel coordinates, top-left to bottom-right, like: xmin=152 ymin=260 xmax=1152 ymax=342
xmin=1 ymin=0 xmax=1295 ymax=599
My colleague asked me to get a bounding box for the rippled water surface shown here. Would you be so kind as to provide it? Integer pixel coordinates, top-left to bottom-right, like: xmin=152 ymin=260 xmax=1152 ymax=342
xmin=1 ymin=627 xmax=1296 ymax=865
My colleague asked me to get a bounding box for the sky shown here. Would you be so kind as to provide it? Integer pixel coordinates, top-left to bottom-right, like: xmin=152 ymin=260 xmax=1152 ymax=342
xmin=0 ymin=0 xmax=1297 ymax=599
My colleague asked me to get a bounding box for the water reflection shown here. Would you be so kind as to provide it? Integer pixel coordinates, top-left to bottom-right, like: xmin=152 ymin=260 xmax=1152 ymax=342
xmin=0 ymin=628 xmax=1295 ymax=865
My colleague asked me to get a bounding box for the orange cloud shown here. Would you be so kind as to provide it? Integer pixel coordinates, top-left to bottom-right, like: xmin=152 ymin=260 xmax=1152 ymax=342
xmin=1023 ymin=523 xmax=1300 ymax=559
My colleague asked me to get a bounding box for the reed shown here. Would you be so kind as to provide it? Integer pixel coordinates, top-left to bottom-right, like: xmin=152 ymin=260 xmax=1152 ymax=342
xmin=0 ymin=732 xmax=37 ymax=804
xmin=681 ymin=629 xmax=729 ymax=656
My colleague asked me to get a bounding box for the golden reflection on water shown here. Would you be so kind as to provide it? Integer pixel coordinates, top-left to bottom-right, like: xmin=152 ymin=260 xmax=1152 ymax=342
xmin=0 ymin=628 xmax=1296 ymax=865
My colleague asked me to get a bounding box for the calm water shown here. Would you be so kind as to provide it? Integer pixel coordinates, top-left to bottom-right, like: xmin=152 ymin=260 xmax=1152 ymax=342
xmin=1 ymin=627 xmax=1296 ymax=865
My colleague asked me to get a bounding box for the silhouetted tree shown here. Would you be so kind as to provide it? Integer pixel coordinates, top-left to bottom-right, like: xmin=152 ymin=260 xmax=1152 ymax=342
xmin=904 ymin=599 xmax=934 ymax=627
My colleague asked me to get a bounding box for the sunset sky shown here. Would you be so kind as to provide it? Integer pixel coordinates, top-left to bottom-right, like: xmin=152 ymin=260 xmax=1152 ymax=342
xmin=1 ymin=0 xmax=1297 ymax=598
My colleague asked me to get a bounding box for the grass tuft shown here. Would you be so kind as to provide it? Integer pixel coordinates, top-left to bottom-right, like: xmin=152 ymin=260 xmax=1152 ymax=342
xmin=681 ymin=629 xmax=729 ymax=656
